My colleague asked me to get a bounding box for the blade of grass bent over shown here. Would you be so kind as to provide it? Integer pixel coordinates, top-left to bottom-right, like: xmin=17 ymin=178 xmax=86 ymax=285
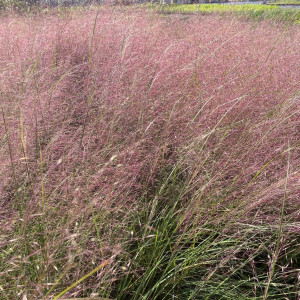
xmin=53 ymin=259 xmax=111 ymax=300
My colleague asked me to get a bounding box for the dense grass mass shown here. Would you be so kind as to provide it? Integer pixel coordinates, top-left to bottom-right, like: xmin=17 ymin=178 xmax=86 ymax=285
xmin=0 ymin=7 xmax=299 ymax=299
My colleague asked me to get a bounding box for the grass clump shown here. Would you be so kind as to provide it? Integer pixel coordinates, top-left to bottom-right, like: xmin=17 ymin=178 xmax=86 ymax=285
xmin=0 ymin=7 xmax=299 ymax=300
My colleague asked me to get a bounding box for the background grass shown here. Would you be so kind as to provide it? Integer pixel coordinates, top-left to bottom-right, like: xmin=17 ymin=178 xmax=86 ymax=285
xmin=148 ymin=3 xmax=300 ymax=22
xmin=269 ymin=0 xmax=300 ymax=5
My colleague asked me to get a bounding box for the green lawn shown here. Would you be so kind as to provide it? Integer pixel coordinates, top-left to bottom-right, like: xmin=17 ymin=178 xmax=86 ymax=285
xmin=148 ymin=3 xmax=300 ymax=22
xmin=269 ymin=0 xmax=300 ymax=4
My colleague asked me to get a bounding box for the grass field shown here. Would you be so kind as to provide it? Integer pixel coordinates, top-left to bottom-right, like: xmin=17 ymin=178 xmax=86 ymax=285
xmin=149 ymin=3 xmax=300 ymax=22
xmin=269 ymin=0 xmax=300 ymax=4
xmin=0 ymin=6 xmax=299 ymax=300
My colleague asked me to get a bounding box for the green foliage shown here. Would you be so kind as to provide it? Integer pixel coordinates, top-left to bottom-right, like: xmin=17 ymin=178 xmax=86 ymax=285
xmin=269 ymin=0 xmax=300 ymax=4
xmin=149 ymin=3 xmax=300 ymax=22
xmin=0 ymin=0 xmax=30 ymax=12
xmin=115 ymin=165 xmax=299 ymax=299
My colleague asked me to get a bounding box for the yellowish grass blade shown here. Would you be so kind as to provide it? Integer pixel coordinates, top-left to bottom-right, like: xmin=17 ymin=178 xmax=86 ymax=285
xmin=53 ymin=260 xmax=111 ymax=300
